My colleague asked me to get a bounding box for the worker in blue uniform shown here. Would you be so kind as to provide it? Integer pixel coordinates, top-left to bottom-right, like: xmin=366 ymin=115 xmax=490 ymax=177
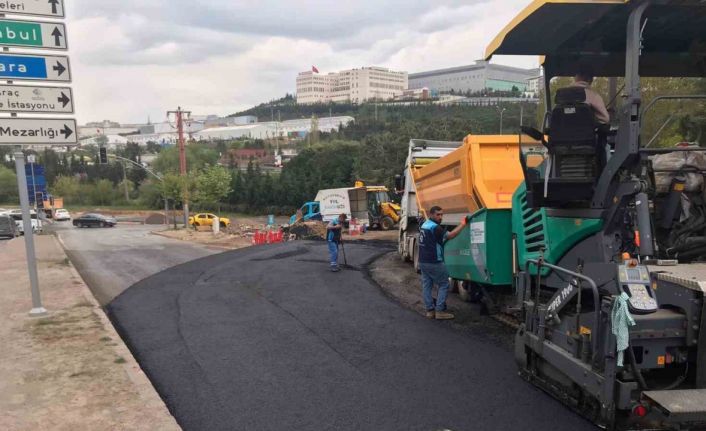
xmin=418 ymin=206 xmax=467 ymax=320
xmin=326 ymin=213 xmax=347 ymax=272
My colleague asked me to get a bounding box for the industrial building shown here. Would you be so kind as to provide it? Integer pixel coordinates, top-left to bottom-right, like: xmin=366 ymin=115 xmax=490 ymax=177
xmin=296 ymin=67 xmax=408 ymax=104
xmin=193 ymin=116 xmax=354 ymax=141
xmin=408 ymin=61 xmax=539 ymax=95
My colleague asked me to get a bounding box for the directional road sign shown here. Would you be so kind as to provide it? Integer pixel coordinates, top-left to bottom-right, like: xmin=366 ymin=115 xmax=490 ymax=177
xmin=0 ymin=19 xmax=67 ymax=50
xmin=0 ymin=0 xmax=64 ymax=18
xmin=0 ymin=118 xmax=76 ymax=145
xmin=0 ymin=53 xmax=69 ymax=82
xmin=0 ymin=84 xmax=72 ymax=113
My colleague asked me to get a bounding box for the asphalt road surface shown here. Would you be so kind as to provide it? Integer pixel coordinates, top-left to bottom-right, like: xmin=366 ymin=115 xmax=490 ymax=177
xmin=107 ymin=240 xmax=595 ymax=431
xmin=53 ymin=223 xmax=217 ymax=305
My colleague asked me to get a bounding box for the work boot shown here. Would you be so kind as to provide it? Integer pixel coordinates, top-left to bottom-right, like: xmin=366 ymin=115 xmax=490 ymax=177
xmin=425 ymin=310 xmax=435 ymax=319
xmin=435 ymin=311 xmax=455 ymax=320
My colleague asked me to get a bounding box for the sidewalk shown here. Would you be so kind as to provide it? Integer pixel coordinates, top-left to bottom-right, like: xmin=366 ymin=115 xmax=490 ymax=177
xmin=0 ymin=235 xmax=180 ymax=430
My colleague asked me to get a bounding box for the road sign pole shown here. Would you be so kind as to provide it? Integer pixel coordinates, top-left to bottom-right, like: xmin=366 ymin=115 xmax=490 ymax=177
xmin=14 ymin=150 xmax=46 ymax=316
xmin=30 ymin=160 xmax=37 ymax=211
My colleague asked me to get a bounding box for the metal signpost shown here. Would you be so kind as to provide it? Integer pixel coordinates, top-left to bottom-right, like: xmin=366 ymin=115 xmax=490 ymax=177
xmin=0 ymin=0 xmax=74 ymax=316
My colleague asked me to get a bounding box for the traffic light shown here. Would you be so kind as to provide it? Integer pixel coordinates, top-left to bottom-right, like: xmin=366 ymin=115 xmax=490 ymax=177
xmin=99 ymin=147 xmax=108 ymax=164
xmin=36 ymin=192 xmax=44 ymax=208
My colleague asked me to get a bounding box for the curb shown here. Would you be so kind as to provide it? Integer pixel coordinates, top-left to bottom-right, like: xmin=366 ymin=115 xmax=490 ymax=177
xmin=50 ymin=233 xmax=181 ymax=424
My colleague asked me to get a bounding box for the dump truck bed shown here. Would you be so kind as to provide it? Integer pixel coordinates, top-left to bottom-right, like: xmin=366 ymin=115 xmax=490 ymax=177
xmin=412 ymin=134 xmax=532 ymax=226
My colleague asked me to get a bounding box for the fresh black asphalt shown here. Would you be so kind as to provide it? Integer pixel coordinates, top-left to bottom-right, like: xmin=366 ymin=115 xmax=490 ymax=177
xmin=107 ymin=241 xmax=595 ymax=431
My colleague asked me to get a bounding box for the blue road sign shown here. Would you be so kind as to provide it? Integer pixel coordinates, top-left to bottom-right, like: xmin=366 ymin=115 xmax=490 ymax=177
xmin=0 ymin=53 xmax=70 ymax=82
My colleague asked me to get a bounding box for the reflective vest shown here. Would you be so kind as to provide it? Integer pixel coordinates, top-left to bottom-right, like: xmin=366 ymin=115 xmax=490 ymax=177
xmin=418 ymin=219 xmax=446 ymax=263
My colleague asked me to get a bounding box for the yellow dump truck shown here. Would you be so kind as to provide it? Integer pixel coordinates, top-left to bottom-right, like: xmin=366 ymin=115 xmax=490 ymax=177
xmin=410 ymin=134 xmax=542 ymax=279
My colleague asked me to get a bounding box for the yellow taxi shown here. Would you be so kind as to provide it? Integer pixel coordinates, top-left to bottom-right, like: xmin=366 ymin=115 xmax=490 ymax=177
xmin=188 ymin=213 xmax=231 ymax=228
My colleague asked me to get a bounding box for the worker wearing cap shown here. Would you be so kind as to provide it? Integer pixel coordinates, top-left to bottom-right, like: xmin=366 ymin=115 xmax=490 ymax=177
xmin=326 ymin=213 xmax=346 ymax=272
xmin=571 ymin=64 xmax=610 ymax=125
xmin=418 ymin=206 xmax=467 ymax=320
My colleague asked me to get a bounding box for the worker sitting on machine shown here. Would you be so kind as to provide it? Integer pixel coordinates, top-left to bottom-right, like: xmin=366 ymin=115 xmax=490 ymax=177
xmin=570 ymin=63 xmax=610 ymax=125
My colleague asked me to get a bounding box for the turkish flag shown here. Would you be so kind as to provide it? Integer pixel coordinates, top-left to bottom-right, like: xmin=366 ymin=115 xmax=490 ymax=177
xmin=312 ymin=66 xmax=319 ymax=73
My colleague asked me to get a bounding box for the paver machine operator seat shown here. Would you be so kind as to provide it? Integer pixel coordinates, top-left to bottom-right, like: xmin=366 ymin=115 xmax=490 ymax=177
xmin=523 ymin=86 xmax=607 ymax=208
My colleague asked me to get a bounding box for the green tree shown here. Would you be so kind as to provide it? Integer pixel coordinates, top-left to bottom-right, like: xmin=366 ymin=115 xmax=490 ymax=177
xmin=159 ymin=173 xmax=192 ymax=206
xmin=152 ymin=144 xmax=219 ymax=174
xmin=0 ymin=165 xmax=18 ymax=203
xmin=90 ymin=179 xmax=115 ymax=206
xmin=194 ymin=164 xmax=232 ymax=210
xmin=51 ymin=175 xmax=81 ymax=203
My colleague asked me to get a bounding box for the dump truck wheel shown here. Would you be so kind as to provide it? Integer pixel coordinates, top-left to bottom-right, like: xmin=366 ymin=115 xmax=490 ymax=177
xmin=458 ymin=281 xmax=471 ymax=302
xmin=413 ymin=242 xmax=421 ymax=274
xmin=381 ymin=216 xmax=395 ymax=231
xmin=450 ymin=278 xmax=459 ymax=294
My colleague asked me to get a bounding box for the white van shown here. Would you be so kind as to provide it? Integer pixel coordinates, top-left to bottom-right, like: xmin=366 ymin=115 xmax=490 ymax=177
xmin=9 ymin=210 xmax=43 ymax=234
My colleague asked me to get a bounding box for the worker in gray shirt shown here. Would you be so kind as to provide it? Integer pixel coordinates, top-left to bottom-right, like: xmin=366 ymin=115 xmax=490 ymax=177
xmin=571 ymin=64 xmax=610 ymax=124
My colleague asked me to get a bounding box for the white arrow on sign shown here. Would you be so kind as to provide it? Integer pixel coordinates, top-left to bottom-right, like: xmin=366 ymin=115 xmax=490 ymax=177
xmin=0 ymin=84 xmax=73 ymax=113
xmin=0 ymin=0 xmax=65 ymax=18
xmin=0 ymin=118 xmax=77 ymax=145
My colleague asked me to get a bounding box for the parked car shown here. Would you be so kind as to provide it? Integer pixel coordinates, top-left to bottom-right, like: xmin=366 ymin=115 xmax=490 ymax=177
xmin=72 ymin=213 xmax=117 ymax=228
xmin=9 ymin=210 xmax=43 ymax=234
xmin=54 ymin=208 xmax=71 ymax=221
xmin=0 ymin=214 xmax=18 ymax=238
xmin=188 ymin=213 xmax=231 ymax=228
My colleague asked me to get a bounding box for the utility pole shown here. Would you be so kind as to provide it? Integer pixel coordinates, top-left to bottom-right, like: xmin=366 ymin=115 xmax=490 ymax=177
xmin=121 ymin=161 xmax=130 ymax=202
xmin=167 ymin=107 xmax=192 ymax=227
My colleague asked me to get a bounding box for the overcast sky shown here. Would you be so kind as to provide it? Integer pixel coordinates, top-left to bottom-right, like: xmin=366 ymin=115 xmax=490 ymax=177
xmin=66 ymin=0 xmax=538 ymax=124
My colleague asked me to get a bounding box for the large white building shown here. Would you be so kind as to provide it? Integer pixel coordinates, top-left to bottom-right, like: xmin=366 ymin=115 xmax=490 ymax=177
xmin=409 ymin=61 xmax=539 ymax=95
xmin=193 ymin=116 xmax=354 ymax=141
xmin=296 ymin=67 xmax=408 ymax=104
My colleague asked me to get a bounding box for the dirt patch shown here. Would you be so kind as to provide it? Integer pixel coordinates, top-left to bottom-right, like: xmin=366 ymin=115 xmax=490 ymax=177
xmin=0 ymin=236 xmax=179 ymax=430
xmin=154 ymin=228 xmax=254 ymax=250
xmin=369 ymin=251 xmax=515 ymax=350
xmin=144 ymin=213 xmax=168 ymax=225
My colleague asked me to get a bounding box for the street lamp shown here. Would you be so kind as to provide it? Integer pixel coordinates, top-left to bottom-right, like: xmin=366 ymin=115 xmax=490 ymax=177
xmin=496 ymin=106 xmax=507 ymax=134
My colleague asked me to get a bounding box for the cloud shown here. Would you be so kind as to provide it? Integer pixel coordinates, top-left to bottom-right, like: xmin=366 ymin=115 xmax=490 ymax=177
xmin=66 ymin=0 xmax=539 ymax=124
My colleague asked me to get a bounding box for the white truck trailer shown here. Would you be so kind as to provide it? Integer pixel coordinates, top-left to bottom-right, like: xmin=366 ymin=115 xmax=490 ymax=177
xmin=394 ymin=139 xmax=462 ymax=270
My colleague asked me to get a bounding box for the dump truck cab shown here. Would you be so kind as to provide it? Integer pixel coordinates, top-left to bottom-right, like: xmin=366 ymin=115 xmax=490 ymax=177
xmin=485 ymin=1 xmax=706 ymax=429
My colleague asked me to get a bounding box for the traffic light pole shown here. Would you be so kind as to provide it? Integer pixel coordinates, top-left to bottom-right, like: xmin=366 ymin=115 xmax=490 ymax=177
xmin=13 ymin=150 xmax=46 ymax=316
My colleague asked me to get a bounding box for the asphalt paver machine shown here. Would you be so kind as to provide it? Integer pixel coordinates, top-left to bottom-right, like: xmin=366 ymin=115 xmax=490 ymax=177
xmin=485 ymin=1 xmax=706 ymax=429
